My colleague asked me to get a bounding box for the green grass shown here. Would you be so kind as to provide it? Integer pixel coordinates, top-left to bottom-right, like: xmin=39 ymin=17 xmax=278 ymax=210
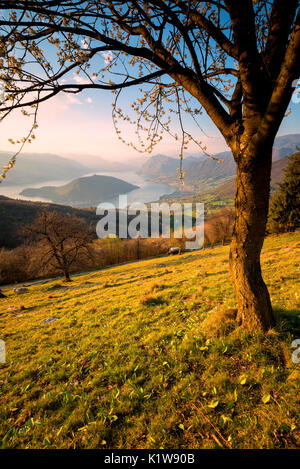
xmin=0 ymin=232 xmax=299 ymax=449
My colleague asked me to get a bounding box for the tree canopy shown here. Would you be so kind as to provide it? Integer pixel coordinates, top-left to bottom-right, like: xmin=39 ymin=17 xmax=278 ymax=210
xmin=0 ymin=1 xmax=299 ymax=181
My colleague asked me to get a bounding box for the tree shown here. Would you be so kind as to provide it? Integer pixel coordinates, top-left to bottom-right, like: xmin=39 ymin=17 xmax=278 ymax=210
xmin=24 ymin=211 xmax=93 ymax=282
xmin=206 ymin=207 xmax=235 ymax=245
xmin=0 ymin=1 xmax=299 ymax=330
xmin=268 ymin=152 xmax=300 ymax=232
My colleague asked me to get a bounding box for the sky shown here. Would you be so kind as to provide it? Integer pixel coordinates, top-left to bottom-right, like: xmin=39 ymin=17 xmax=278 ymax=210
xmin=0 ymin=5 xmax=299 ymax=165
xmin=0 ymin=75 xmax=299 ymax=164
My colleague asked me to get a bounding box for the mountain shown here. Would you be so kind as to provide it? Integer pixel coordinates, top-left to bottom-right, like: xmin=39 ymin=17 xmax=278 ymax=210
xmin=139 ymin=134 xmax=300 ymax=191
xmin=139 ymin=151 xmax=234 ymax=191
xmin=20 ymin=175 xmax=139 ymax=207
xmin=272 ymin=134 xmax=300 ymax=160
xmin=0 ymin=151 xmax=146 ymax=188
xmin=0 ymin=152 xmax=90 ymax=186
xmin=138 ymin=154 xmax=179 ymax=178
xmin=61 ymin=153 xmax=147 ymax=172
xmin=138 ymin=153 xmax=201 ymax=179
xmin=202 ymin=154 xmax=292 ymax=200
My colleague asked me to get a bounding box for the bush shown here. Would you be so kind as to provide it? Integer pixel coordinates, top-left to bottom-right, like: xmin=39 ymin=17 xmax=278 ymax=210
xmin=0 ymin=246 xmax=31 ymax=285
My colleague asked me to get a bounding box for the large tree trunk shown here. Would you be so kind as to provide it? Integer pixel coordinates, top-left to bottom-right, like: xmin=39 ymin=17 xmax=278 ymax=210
xmin=230 ymin=142 xmax=276 ymax=331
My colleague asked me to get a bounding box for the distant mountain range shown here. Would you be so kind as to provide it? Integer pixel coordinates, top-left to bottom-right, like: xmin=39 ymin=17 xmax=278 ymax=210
xmin=202 ymin=154 xmax=292 ymax=200
xmin=0 ymin=133 xmax=298 ymax=197
xmin=272 ymin=134 xmax=300 ymax=160
xmin=138 ymin=154 xmax=199 ymax=179
xmin=20 ymin=175 xmax=139 ymax=207
xmin=0 ymin=152 xmax=89 ymax=186
xmin=0 ymin=151 xmax=144 ymax=186
xmin=139 ymin=134 xmax=300 ymax=192
xmin=61 ymin=153 xmax=147 ymax=172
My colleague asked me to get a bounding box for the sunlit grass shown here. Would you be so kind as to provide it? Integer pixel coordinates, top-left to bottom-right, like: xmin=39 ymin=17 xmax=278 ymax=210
xmin=0 ymin=232 xmax=299 ymax=449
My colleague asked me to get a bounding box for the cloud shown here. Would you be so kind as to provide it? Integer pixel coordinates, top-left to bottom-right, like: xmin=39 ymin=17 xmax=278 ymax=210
xmin=65 ymin=94 xmax=81 ymax=105
xmin=73 ymin=75 xmax=90 ymax=85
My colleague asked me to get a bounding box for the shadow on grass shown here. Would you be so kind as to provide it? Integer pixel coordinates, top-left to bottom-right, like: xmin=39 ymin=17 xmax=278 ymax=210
xmin=275 ymin=307 xmax=300 ymax=337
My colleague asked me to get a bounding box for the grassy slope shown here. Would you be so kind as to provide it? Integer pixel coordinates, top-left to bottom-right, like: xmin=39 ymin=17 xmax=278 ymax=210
xmin=0 ymin=232 xmax=299 ymax=449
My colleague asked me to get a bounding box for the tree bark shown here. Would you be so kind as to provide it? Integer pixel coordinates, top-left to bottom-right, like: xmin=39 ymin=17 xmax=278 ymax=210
xmin=229 ymin=142 xmax=276 ymax=331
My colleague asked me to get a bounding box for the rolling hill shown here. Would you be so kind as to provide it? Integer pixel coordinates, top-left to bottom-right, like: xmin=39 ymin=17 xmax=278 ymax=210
xmin=20 ymin=175 xmax=139 ymax=207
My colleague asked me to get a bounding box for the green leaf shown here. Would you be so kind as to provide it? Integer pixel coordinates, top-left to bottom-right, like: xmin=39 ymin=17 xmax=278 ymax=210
xmin=208 ymin=399 xmax=219 ymax=409
xmin=280 ymin=423 xmax=290 ymax=432
xmin=220 ymin=415 xmax=230 ymax=425
xmin=43 ymin=438 xmax=51 ymax=447
xmin=178 ymin=424 xmax=185 ymax=431
xmin=239 ymin=375 xmax=247 ymax=385
xmin=26 ymin=418 xmax=34 ymax=429
xmin=262 ymin=393 xmax=271 ymax=404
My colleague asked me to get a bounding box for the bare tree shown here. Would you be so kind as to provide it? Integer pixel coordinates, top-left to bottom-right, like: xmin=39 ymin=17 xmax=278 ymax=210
xmin=0 ymin=1 xmax=299 ymax=329
xmin=24 ymin=211 xmax=93 ymax=282
xmin=207 ymin=207 xmax=235 ymax=245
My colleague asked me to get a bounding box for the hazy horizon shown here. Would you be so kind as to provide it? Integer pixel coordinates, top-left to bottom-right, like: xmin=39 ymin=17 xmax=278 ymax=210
xmin=0 ymin=77 xmax=298 ymax=164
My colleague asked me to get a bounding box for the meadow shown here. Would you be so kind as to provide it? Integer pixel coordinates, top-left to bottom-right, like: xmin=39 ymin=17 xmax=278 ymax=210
xmin=0 ymin=232 xmax=299 ymax=449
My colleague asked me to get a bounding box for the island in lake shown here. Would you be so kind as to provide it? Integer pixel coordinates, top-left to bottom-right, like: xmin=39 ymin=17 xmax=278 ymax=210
xmin=20 ymin=175 xmax=139 ymax=207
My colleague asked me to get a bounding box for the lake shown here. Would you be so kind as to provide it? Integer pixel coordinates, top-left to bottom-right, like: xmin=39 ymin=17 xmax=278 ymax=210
xmin=0 ymin=171 xmax=175 ymax=208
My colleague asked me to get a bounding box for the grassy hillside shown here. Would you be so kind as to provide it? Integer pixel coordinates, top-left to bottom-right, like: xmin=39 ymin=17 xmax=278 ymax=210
xmin=0 ymin=232 xmax=299 ymax=449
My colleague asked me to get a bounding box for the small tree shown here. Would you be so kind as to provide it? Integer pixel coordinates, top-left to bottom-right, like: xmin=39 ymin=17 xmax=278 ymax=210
xmin=24 ymin=211 xmax=94 ymax=282
xmin=208 ymin=208 xmax=235 ymax=245
xmin=268 ymin=152 xmax=300 ymax=233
